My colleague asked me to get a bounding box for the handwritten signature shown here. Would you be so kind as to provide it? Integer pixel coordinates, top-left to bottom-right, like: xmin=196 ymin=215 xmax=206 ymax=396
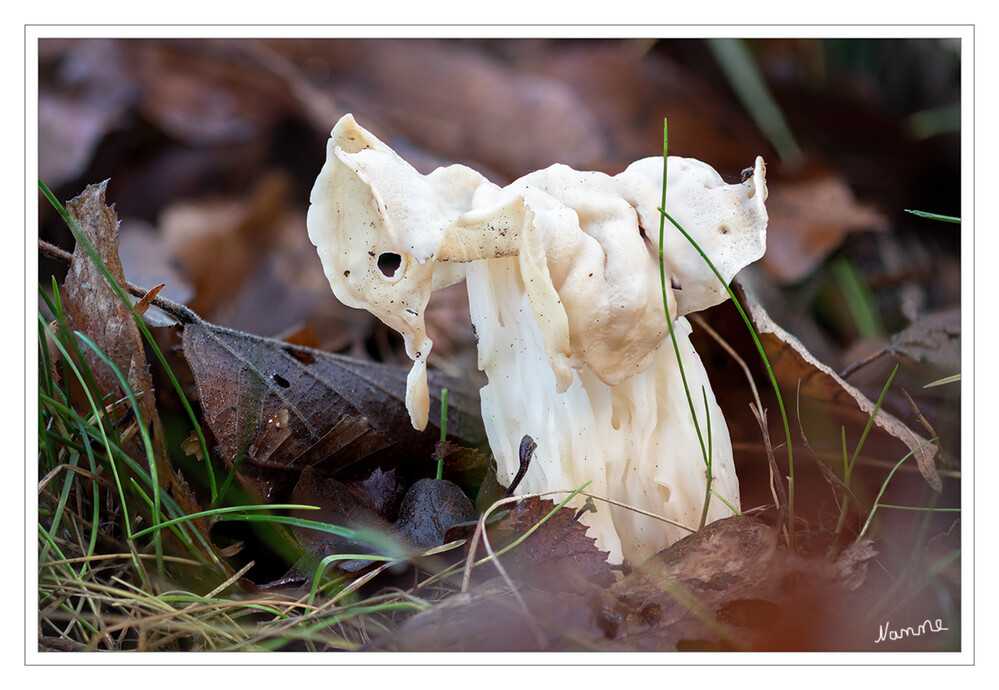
xmin=875 ymin=618 xmax=949 ymax=644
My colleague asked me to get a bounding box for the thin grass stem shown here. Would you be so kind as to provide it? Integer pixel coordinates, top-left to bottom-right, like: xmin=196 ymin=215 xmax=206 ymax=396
xmin=657 ymin=119 xmax=711 ymax=512
xmin=858 ymin=438 xmax=939 ymax=540
xmin=656 ymin=133 xmax=795 ymax=547
xmin=73 ymin=331 xmax=165 ymax=573
xmin=39 ymin=179 xmax=217 ymax=503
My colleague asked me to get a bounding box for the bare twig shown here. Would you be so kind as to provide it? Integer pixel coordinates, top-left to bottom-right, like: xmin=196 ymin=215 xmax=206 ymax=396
xmin=39 ymin=238 xmax=198 ymax=324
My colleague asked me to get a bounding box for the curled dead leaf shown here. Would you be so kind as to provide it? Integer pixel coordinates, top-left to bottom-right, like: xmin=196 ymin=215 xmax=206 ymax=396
xmin=736 ymin=277 xmax=942 ymax=491
xmin=63 ymin=181 xmax=157 ymax=429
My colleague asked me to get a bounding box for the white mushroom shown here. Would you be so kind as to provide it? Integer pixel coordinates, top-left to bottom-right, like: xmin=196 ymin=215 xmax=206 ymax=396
xmin=308 ymin=114 xmax=768 ymax=564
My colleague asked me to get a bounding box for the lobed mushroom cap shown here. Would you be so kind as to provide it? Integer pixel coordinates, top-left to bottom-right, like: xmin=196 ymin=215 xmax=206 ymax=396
xmin=308 ymin=114 xmax=768 ymax=431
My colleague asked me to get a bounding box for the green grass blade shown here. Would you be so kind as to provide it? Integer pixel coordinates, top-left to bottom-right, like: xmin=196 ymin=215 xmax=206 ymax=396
xmin=698 ymin=386 xmax=714 ymax=529
xmin=437 ymin=388 xmax=448 ymax=480
xmin=832 ymin=256 xmax=885 ymax=339
xmin=73 ymin=331 xmax=164 ymax=564
xmin=904 ymin=209 xmax=960 ymax=223
xmin=39 ymin=316 xmax=135 ymax=546
xmin=658 ymin=196 xmax=796 ymax=548
xmin=847 ymin=364 xmax=899 ymax=476
xmin=706 ymin=38 xmax=804 ymax=165
xmin=39 ymin=179 xmax=217 ymax=504
xmin=129 ymin=504 xmax=326 ymax=541
xmin=658 ymin=119 xmax=709 ymax=470
xmin=924 ymin=373 xmax=960 ymax=388
xmin=858 ymin=438 xmax=939 ymax=539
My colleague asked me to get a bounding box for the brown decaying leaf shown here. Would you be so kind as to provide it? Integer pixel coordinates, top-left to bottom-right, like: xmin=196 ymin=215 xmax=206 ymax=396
xmin=430 ymin=440 xmax=498 ymax=508
xmin=523 ymin=41 xmax=771 ymax=174
xmin=368 ymin=576 xmax=604 ymax=652
xmin=479 ymin=496 xmax=614 ymax=594
xmin=886 ymin=307 xmax=961 ymax=375
xmin=181 ymin=316 xmax=486 ymax=501
xmin=393 ymin=478 xmax=477 ymax=552
xmin=160 ymin=172 xmax=292 ymax=321
xmin=290 ymin=468 xmax=476 ymax=574
xmin=38 ymin=39 xmax=136 ymax=188
xmin=280 ymin=38 xmax=608 ymax=180
xmin=290 ymin=466 xmax=402 ymax=573
xmin=127 ymin=39 xmax=295 ymax=146
xmin=58 ymin=183 xmax=223 ymax=566
xmin=374 ymin=516 xmax=881 ymax=652
xmin=611 ymin=516 xmax=880 ymax=651
xmin=132 ymin=283 xmax=166 ymax=315
xmin=737 ymin=277 xmax=942 ymax=491
xmin=761 ymin=170 xmax=889 ymax=284
xmin=236 ymin=39 xmax=343 ymax=135
xmin=369 ymin=496 xmax=615 ymax=652
xmin=63 ymin=181 xmax=157 ymax=428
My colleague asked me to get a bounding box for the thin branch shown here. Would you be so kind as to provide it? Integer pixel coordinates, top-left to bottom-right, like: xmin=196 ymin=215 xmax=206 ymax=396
xmin=39 ymin=238 xmax=199 ymax=324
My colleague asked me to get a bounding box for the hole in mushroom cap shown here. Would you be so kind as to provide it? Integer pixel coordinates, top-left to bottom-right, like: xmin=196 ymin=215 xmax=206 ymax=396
xmin=718 ymin=225 xmax=730 ymax=235
xmin=377 ymin=252 xmax=403 ymax=278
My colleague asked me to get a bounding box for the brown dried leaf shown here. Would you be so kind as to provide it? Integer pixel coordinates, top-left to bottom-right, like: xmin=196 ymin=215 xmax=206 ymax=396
xmin=297 ymin=39 xmax=607 ymax=180
xmin=376 ymin=516 xmax=880 ymax=652
xmin=290 ymin=466 xmax=402 ymax=572
xmin=526 ymin=41 xmax=771 ymax=174
xmin=613 ymin=516 xmax=879 ymax=651
xmin=59 ymin=183 xmax=220 ymax=563
xmin=38 ymin=39 xmax=135 ymax=187
xmin=737 ymin=277 xmax=942 ymax=491
xmin=886 ymin=307 xmax=961 ymax=375
xmin=367 ymin=577 xmax=610 ymax=652
xmin=181 ymin=316 xmax=486 ymax=501
xmin=481 ymin=496 xmax=614 ymax=593
xmin=62 ymin=181 xmax=157 ymax=427
xmin=132 ymin=283 xmax=166 ymax=315
xmin=431 ymin=440 xmax=496 ymax=504
xmin=394 ymin=478 xmax=477 ymax=551
xmin=291 ymin=468 xmax=475 ymax=573
xmin=160 ymin=172 xmax=291 ymax=320
xmin=126 ymin=39 xmax=294 ymax=146
xmin=833 ymin=537 xmax=878 ymax=592
xmin=761 ymin=170 xmax=889 ymax=284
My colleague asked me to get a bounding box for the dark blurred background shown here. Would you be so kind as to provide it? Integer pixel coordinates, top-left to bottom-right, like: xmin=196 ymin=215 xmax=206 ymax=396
xmin=37 ymin=37 xmax=961 ymax=345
